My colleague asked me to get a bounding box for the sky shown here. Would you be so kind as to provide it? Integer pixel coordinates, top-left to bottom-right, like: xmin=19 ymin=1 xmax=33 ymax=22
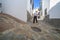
xmin=34 ymin=0 xmax=41 ymax=9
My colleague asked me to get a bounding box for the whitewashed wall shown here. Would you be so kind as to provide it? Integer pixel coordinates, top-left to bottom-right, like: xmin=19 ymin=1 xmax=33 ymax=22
xmin=27 ymin=0 xmax=33 ymax=16
xmin=2 ymin=0 xmax=27 ymax=22
xmin=49 ymin=0 xmax=60 ymax=9
xmin=42 ymin=0 xmax=50 ymax=18
xmin=48 ymin=0 xmax=60 ymax=18
xmin=27 ymin=0 xmax=31 ymax=13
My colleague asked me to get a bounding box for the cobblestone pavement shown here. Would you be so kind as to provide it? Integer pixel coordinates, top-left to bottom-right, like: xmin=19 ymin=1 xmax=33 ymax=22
xmin=27 ymin=20 xmax=60 ymax=40
xmin=0 ymin=14 xmax=60 ymax=40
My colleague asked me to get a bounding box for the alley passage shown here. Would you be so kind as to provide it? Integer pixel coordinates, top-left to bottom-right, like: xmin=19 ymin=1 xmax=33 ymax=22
xmin=0 ymin=13 xmax=60 ymax=40
xmin=28 ymin=20 xmax=60 ymax=40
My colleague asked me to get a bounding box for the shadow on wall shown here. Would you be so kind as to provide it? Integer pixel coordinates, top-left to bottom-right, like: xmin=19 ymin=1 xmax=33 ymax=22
xmin=44 ymin=2 xmax=60 ymax=28
xmin=48 ymin=2 xmax=60 ymax=18
xmin=27 ymin=11 xmax=32 ymax=22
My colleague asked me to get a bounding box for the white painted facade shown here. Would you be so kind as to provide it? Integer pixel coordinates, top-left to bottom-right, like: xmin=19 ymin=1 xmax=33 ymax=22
xmin=49 ymin=0 xmax=60 ymax=9
xmin=1 ymin=0 xmax=60 ymax=22
xmin=2 ymin=0 xmax=27 ymax=22
xmin=42 ymin=0 xmax=60 ymax=19
xmin=42 ymin=0 xmax=50 ymax=12
xmin=41 ymin=0 xmax=50 ymax=19
xmin=48 ymin=0 xmax=60 ymax=18
xmin=27 ymin=0 xmax=33 ymax=16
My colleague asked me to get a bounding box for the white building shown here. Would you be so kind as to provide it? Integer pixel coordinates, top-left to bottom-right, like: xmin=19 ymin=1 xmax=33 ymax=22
xmin=1 ymin=0 xmax=34 ymax=22
xmin=39 ymin=0 xmax=50 ymax=20
xmin=1 ymin=0 xmax=59 ymax=22
xmin=41 ymin=0 xmax=60 ymax=19
xmin=48 ymin=0 xmax=60 ymax=19
xmin=27 ymin=0 xmax=34 ymax=21
xmin=27 ymin=0 xmax=34 ymax=16
xmin=2 ymin=0 xmax=28 ymax=22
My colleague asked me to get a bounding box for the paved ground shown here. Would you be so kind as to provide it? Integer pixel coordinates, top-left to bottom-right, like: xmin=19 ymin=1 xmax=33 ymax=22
xmin=27 ymin=20 xmax=60 ymax=40
xmin=0 ymin=13 xmax=60 ymax=40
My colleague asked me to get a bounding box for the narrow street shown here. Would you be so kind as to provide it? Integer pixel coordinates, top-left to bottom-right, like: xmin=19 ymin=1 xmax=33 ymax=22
xmin=0 ymin=14 xmax=60 ymax=40
xmin=0 ymin=0 xmax=60 ymax=40
xmin=27 ymin=20 xmax=60 ymax=40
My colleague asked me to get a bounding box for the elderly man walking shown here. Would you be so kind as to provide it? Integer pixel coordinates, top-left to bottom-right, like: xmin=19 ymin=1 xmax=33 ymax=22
xmin=33 ymin=11 xmax=38 ymax=23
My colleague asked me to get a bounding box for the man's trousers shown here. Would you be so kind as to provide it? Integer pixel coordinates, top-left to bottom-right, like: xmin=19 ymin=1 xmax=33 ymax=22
xmin=33 ymin=16 xmax=38 ymax=23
